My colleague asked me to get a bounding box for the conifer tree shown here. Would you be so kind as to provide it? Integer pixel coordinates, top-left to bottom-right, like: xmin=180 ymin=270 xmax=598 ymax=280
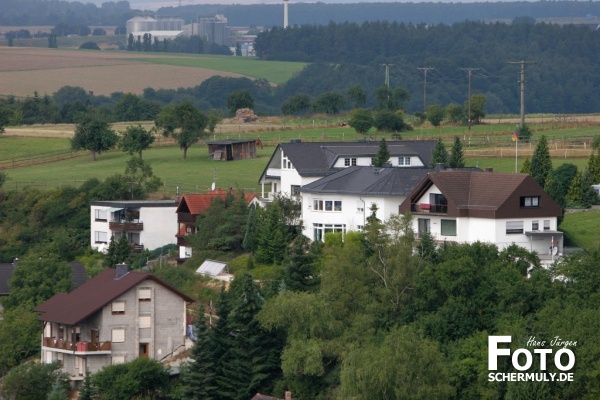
xmin=373 ymin=139 xmax=391 ymax=167
xmin=284 ymin=235 xmax=321 ymax=292
xmin=530 ymin=135 xmax=552 ymax=187
xmin=580 ymin=169 xmax=598 ymax=208
xmin=242 ymin=205 xmax=258 ymax=253
xmin=544 ymin=172 xmax=566 ymax=212
xmin=566 ymin=170 xmax=583 ymax=205
xmin=431 ymin=138 xmax=449 ymax=167
xmin=417 ymin=229 xmax=437 ymax=263
xmin=181 ymin=311 xmax=218 ymax=400
xmin=520 ymin=157 xmax=531 ymax=174
xmin=586 ymin=149 xmax=600 ymax=184
xmin=449 ymin=136 xmax=465 ymax=168
xmin=78 ymin=370 xmax=96 ymax=400
xmin=255 ymin=203 xmax=288 ymax=264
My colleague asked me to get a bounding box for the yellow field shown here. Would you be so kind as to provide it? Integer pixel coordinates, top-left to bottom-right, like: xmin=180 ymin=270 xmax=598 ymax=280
xmin=0 ymin=47 xmax=243 ymax=97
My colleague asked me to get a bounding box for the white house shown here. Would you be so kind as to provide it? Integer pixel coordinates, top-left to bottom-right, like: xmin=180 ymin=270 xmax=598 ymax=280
xmin=90 ymin=200 xmax=178 ymax=253
xmin=298 ymin=166 xmax=431 ymax=241
xmin=258 ymin=140 xmax=436 ymax=200
xmin=398 ymin=170 xmax=564 ymax=257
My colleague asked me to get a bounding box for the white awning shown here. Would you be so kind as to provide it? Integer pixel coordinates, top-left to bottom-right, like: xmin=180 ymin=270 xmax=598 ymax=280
xmin=103 ymin=207 xmax=124 ymax=213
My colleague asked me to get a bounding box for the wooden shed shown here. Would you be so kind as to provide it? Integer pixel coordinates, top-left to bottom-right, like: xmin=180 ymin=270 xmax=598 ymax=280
xmin=207 ymin=139 xmax=257 ymax=161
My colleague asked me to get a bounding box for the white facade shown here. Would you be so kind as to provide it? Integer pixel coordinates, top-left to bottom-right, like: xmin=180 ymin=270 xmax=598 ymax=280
xmin=90 ymin=201 xmax=177 ymax=253
xmin=300 ymin=192 xmax=408 ymax=241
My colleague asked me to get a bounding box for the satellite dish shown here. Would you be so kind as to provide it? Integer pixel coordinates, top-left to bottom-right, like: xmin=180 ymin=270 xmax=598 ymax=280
xmin=552 ymin=246 xmax=559 ymax=256
xmin=211 ymin=182 xmax=216 ymax=191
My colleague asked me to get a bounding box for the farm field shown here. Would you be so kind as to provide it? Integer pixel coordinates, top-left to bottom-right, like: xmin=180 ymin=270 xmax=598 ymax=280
xmin=0 ymin=47 xmax=306 ymax=97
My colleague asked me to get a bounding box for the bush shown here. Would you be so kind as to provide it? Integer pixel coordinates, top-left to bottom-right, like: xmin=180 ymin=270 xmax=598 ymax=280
xmin=79 ymin=41 xmax=100 ymax=50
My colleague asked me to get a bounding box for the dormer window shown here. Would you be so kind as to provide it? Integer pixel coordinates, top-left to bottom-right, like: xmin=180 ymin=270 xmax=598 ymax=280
xmin=520 ymin=196 xmax=540 ymax=207
xmin=282 ymin=156 xmax=293 ymax=169
xmin=398 ymin=156 xmax=411 ymax=166
xmin=344 ymin=158 xmax=357 ymax=166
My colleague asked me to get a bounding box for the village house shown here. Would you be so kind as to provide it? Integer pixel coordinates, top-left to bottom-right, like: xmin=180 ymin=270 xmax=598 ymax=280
xmin=35 ymin=265 xmax=194 ymax=384
xmin=176 ymin=189 xmax=259 ymax=260
xmin=90 ymin=200 xmax=178 ymax=253
xmin=258 ymin=140 xmax=436 ymax=200
xmin=398 ymin=170 xmax=563 ymax=258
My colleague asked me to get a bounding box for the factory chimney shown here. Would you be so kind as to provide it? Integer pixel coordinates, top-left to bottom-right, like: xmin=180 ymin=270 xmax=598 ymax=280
xmin=283 ymin=0 xmax=289 ymax=28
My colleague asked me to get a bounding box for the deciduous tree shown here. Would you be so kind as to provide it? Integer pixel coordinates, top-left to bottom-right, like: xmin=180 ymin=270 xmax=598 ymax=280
xmin=119 ymin=125 xmax=155 ymax=158
xmin=155 ymin=102 xmax=208 ymax=159
xmin=348 ymin=108 xmax=373 ymax=134
xmin=227 ymin=89 xmax=254 ymax=115
xmin=71 ymin=114 xmax=118 ymax=161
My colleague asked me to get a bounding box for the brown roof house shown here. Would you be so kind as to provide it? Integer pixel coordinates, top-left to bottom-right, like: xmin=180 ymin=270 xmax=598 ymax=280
xmin=35 ymin=265 xmax=194 ymax=384
xmin=176 ymin=189 xmax=259 ymax=260
xmin=398 ymin=170 xmax=563 ymax=262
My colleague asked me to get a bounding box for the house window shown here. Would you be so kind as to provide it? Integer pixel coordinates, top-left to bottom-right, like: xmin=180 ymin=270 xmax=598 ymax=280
xmin=282 ymin=156 xmax=292 ymax=169
xmin=139 ymin=288 xmax=152 ymax=301
xmin=357 ymin=225 xmax=364 ymax=231
xmin=57 ymin=353 xmax=64 ymax=366
xmin=291 ymin=185 xmax=301 ymax=196
xmin=430 ymin=193 xmax=448 ymax=213
xmin=313 ymin=223 xmax=346 ymax=242
xmin=506 ymin=221 xmax=524 ymax=234
xmin=344 ymin=157 xmax=357 ymax=166
xmin=314 ymin=200 xmax=341 ymax=211
xmin=314 ymin=200 xmax=324 ymax=210
xmin=441 ymin=219 xmax=457 ymax=236
xmin=94 ymin=231 xmax=108 ymax=244
xmin=544 ymin=220 xmax=551 ymax=231
xmin=418 ymin=218 xmax=430 ymax=236
xmin=111 ymin=328 xmax=125 ymax=343
xmin=520 ymin=196 xmax=540 ymax=207
xmin=139 ymin=316 xmax=151 ymax=329
xmin=398 ymin=156 xmax=411 ymax=166
xmin=532 ymin=220 xmax=539 ymax=231
xmin=94 ymin=209 xmax=107 ymax=221
xmin=112 ymin=301 xmax=125 ymax=315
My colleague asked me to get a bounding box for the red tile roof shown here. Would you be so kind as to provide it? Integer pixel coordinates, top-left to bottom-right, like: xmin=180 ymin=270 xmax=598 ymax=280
xmin=176 ymin=189 xmax=257 ymax=215
xmin=35 ymin=269 xmax=194 ymax=325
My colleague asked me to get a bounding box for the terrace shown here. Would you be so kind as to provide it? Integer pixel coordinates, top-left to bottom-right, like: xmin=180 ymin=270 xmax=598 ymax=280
xmin=42 ymin=337 xmax=111 ymax=354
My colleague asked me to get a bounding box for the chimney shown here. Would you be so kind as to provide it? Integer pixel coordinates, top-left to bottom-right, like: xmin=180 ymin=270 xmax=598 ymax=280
xmin=285 ymin=391 xmax=292 ymax=400
xmin=115 ymin=263 xmax=129 ymax=280
xmin=434 ymin=163 xmax=445 ymax=171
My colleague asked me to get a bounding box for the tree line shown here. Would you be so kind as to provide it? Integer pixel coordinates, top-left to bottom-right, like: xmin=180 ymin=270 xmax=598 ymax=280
xmin=255 ymin=20 xmax=600 ymax=115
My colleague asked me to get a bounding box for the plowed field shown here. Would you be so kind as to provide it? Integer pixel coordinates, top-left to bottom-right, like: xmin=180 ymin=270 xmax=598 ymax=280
xmin=0 ymin=47 xmax=242 ymax=97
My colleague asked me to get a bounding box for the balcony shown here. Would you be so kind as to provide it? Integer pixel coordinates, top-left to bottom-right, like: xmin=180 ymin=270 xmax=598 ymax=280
xmin=42 ymin=337 xmax=111 ymax=354
xmin=411 ymin=202 xmax=448 ymax=214
xmin=109 ymin=220 xmax=143 ymax=231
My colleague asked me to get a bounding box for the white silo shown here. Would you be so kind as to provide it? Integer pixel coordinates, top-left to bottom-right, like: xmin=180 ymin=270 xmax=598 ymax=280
xmin=284 ymin=0 xmax=289 ymax=28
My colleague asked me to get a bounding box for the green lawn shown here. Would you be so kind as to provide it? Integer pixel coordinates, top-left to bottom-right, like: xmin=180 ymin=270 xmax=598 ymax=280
xmin=0 ymin=136 xmax=71 ymax=160
xmin=559 ymin=210 xmax=600 ymax=250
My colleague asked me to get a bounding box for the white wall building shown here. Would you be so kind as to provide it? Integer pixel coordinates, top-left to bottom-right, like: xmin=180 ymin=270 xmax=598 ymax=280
xmin=90 ymin=200 xmax=177 ymax=253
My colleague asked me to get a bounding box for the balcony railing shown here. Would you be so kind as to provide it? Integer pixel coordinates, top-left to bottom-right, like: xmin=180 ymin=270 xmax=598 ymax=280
xmin=411 ymin=203 xmax=448 ymax=214
xmin=43 ymin=337 xmax=111 ymax=353
xmin=109 ymin=221 xmax=143 ymax=231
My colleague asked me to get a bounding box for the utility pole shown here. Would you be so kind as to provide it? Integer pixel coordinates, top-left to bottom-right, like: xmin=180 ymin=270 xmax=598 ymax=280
xmin=461 ymin=67 xmax=480 ymax=130
xmin=381 ymin=64 xmax=394 ymax=88
xmin=417 ymin=67 xmax=434 ymax=113
xmin=508 ymin=60 xmax=536 ymax=128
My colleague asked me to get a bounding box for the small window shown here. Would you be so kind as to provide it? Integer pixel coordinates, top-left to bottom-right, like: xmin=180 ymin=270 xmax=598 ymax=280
xmin=94 ymin=231 xmax=108 ymax=244
xmin=544 ymin=220 xmax=551 ymax=231
xmin=325 ymin=201 xmax=333 ymax=211
xmin=139 ymin=316 xmax=151 ymax=329
xmin=344 ymin=158 xmax=351 ymax=166
xmin=532 ymin=220 xmax=539 ymax=231
xmin=441 ymin=219 xmax=457 ymax=236
xmin=334 ymin=201 xmax=342 ymax=211
xmin=313 ymin=200 xmax=324 ymax=211
xmin=138 ymin=288 xmax=152 ymax=301
xmin=520 ymin=196 xmax=540 ymax=207
xmin=112 ymin=301 xmax=125 ymax=315
xmin=95 ymin=209 xmax=107 ymax=222
xmin=506 ymin=221 xmax=524 ymax=234
xmin=357 ymin=225 xmax=364 ymax=231
xmin=291 ymin=185 xmax=301 ymax=196
xmin=112 ymin=329 xmax=125 ymax=343
xmin=398 ymin=156 xmax=411 ymax=166
xmin=57 ymin=353 xmax=64 ymax=366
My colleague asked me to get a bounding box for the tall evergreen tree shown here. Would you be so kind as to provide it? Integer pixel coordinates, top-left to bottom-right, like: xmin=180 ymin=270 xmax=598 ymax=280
xmin=566 ymin=170 xmax=583 ymax=205
xmin=544 ymin=172 xmax=566 ymax=212
xmin=77 ymin=370 xmax=96 ymax=400
xmin=431 ymin=138 xmax=449 ymax=167
xmin=530 ymin=135 xmax=552 ymax=187
xmin=284 ymin=236 xmax=321 ymax=292
xmin=417 ymin=229 xmax=437 ymax=264
xmin=580 ymin=169 xmax=598 ymax=208
xmin=373 ymin=139 xmax=391 ymax=167
xmin=449 ymin=136 xmax=465 ymax=168
xmin=181 ymin=311 xmax=218 ymax=400
xmin=255 ymin=202 xmax=289 ymax=264
xmin=520 ymin=157 xmax=531 ymax=174
xmin=586 ymin=149 xmax=600 ymax=184
xmin=242 ymin=205 xmax=258 ymax=253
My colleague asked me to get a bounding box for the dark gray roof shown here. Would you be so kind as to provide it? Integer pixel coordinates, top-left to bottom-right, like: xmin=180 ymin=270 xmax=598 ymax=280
xmin=259 ymin=140 xmax=436 ymax=182
xmin=298 ymin=166 xmax=432 ymax=196
xmin=207 ymin=139 xmax=256 ymax=145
